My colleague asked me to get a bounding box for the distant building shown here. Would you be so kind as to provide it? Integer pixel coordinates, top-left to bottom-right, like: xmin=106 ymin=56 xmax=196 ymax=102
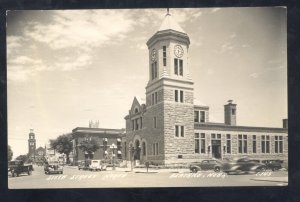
xmin=35 ymin=146 xmax=46 ymax=163
xmin=71 ymin=127 xmax=125 ymax=164
xmin=123 ymin=11 xmax=288 ymax=166
xmin=28 ymin=129 xmax=36 ymax=161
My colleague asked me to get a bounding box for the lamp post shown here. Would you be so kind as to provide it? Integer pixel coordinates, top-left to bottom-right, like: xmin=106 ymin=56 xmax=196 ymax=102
xmin=110 ymin=143 xmax=117 ymax=170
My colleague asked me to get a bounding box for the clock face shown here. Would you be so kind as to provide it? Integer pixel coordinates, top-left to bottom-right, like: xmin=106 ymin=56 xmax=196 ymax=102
xmin=151 ymin=49 xmax=157 ymax=61
xmin=174 ymin=45 xmax=184 ymax=58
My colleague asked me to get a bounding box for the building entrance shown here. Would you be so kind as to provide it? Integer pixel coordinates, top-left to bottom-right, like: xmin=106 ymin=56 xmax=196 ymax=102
xmin=211 ymin=140 xmax=221 ymax=159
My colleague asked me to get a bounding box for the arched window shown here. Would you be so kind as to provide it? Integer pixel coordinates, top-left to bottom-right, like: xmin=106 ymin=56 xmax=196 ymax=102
xmin=134 ymin=107 xmax=139 ymax=114
xmin=142 ymin=142 xmax=146 ymax=156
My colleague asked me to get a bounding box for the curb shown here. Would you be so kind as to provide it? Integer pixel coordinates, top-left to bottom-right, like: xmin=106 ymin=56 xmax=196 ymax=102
xmin=250 ymin=178 xmax=288 ymax=183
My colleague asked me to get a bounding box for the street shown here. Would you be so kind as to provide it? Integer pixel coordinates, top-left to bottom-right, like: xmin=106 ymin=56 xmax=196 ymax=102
xmin=8 ymin=165 xmax=288 ymax=189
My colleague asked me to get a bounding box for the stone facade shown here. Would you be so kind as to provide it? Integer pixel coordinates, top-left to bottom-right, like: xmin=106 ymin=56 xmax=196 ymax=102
xmin=124 ymin=12 xmax=288 ymax=166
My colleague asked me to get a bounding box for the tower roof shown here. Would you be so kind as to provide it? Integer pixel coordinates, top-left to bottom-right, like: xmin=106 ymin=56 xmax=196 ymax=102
xmin=158 ymin=13 xmax=186 ymax=34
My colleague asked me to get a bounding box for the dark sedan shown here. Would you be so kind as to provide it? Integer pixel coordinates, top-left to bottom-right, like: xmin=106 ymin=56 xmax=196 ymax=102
xmin=262 ymin=160 xmax=283 ymax=171
xmin=222 ymin=157 xmax=266 ymax=174
xmin=189 ymin=159 xmax=222 ymax=173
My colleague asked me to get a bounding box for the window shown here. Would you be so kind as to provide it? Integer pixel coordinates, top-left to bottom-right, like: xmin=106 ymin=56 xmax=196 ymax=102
xmin=238 ymin=135 xmax=247 ymax=153
xmin=174 ymin=58 xmax=183 ymax=76
xmin=195 ymin=133 xmax=205 ymax=154
xmin=194 ymin=111 xmax=199 ymax=122
xmin=226 ymin=134 xmax=231 ymax=153
xmin=142 ymin=142 xmax=146 ymax=156
xmin=135 ymin=119 xmax=139 ymax=130
xmin=180 ymin=126 xmax=184 ymax=137
xmin=175 ymin=125 xmax=184 ymax=137
xmin=151 ymin=62 xmax=157 ymax=80
xmin=163 ymin=46 xmax=166 ymax=66
xmin=200 ymin=111 xmax=205 ymax=122
xmin=132 ymin=120 xmax=134 ymax=131
xmin=153 ymin=143 xmax=158 ymax=155
xmin=261 ymin=135 xmax=270 ymax=153
xmin=151 ymin=92 xmax=158 ymax=105
xmin=140 ymin=117 xmax=143 ymax=129
xmin=275 ymin=136 xmax=283 ymax=153
xmin=232 ymin=108 xmax=236 ymax=115
xmin=180 ymin=90 xmax=184 ymax=103
xmin=153 ymin=117 xmax=157 ymax=128
xmin=252 ymin=135 xmax=257 ymax=153
xmin=175 ymin=90 xmax=184 ymax=103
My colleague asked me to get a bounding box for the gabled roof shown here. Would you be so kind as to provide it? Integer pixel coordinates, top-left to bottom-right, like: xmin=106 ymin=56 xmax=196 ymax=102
xmin=158 ymin=13 xmax=186 ymax=34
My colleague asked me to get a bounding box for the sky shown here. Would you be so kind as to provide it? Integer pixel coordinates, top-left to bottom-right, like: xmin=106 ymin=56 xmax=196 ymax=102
xmin=7 ymin=8 xmax=287 ymax=158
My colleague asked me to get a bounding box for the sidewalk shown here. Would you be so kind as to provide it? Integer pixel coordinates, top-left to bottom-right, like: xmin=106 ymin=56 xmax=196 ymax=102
xmin=251 ymin=176 xmax=288 ymax=183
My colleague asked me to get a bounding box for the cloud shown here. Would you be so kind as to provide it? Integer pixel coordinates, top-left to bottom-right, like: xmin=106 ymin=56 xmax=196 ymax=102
xmin=7 ymin=36 xmax=22 ymax=55
xmin=249 ymin=73 xmax=259 ymax=78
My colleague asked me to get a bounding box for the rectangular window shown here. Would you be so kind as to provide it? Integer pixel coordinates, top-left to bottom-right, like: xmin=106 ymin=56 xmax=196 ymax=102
xmin=232 ymin=109 xmax=236 ymax=115
xmin=211 ymin=133 xmax=216 ymax=139
xmin=132 ymin=120 xmax=134 ymax=131
xmin=195 ymin=133 xmax=199 ymax=153
xmin=140 ymin=117 xmax=143 ymax=129
xmin=154 ymin=62 xmax=157 ymax=79
xmin=179 ymin=59 xmax=183 ymax=76
xmin=152 ymin=144 xmax=155 ymax=155
xmin=175 ymin=90 xmax=178 ymax=102
xmin=252 ymin=135 xmax=257 ymax=153
xmin=135 ymin=119 xmax=139 ymax=130
xmin=175 ymin=125 xmax=179 ymax=137
xmin=200 ymin=111 xmax=205 ymax=122
xmin=238 ymin=135 xmax=247 ymax=153
xmin=180 ymin=90 xmax=183 ymax=103
xmin=194 ymin=111 xmax=199 ymax=122
xmin=151 ymin=93 xmax=154 ymax=105
xmin=163 ymin=46 xmax=166 ymax=66
xmin=261 ymin=135 xmax=270 ymax=153
xmin=153 ymin=117 xmax=157 ymax=128
xmin=174 ymin=58 xmax=178 ymax=75
xmin=275 ymin=136 xmax=283 ymax=153
xmin=180 ymin=126 xmax=184 ymax=137
xmin=156 ymin=143 xmax=159 ymax=155
xmin=151 ymin=63 xmax=154 ymax=80
xmin=226 ymin=134 xmax=231 ymax=154
xmin=155 ymin=92 xmax=158 ymax=104
xmin=200 ymin=133 xmax=206 ymax=154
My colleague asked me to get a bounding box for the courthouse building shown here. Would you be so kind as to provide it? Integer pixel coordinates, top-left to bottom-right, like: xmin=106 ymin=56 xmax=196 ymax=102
xmin=123 ymin=12 xmax=288 ymax=165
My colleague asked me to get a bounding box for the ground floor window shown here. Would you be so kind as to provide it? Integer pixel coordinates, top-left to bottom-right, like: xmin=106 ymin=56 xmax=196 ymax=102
xmin=238 ymin=134 xmax=247 ymax=153
xmin=261 ymin=135 xmax=270 ymax=153
xmin=152 ymin=143 xmax=158 ymax=155
xmin=142 ymin=142 xmax=146 ymax=156
xmin=195 ymin=133 xmax=205 ymax=154
xmin=226 ymin=134 xmax=231 ymax=154
xmin=275 ymin=136 xmax=283 ymax=153
xmin=252 ymin=135 xmax=257 ymax=153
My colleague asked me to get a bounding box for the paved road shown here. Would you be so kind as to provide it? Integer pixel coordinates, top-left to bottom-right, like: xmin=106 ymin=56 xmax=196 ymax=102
xmin=8 ymin=166 xmax=288 ymax=189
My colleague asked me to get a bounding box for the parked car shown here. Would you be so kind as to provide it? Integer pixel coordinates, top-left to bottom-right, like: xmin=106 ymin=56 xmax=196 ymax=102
xmin=8 ymin=160 xmax=33 ymax=177
xmin=189 ymin=159 xmax=223 ymax=173
xmin=44 ymin=161 xmax=63 ymax=174
xmin=262 ymin=160 xmax=283 ymax=171
xmin=89 ymin=160 xmax=107 ymax=171
xmin=78 ymin=160 xmax=91 ymax=170
xmin=222 ymin=157 xmax=266 ymax=174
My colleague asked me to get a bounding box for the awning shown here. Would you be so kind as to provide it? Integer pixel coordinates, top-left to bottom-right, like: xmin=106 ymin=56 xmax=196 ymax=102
xmin=117 ymin=150 xmax=122 ymax=154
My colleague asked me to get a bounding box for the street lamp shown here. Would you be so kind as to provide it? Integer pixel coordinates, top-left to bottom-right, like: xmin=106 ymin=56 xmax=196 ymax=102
xmin=110 ymin=143 xmax=117 ymax=170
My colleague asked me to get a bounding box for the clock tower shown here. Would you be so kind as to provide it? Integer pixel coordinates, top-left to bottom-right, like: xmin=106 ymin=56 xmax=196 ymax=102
xmin=145 ymin=11 xmax=194 ymax=164
xmin=28 ymin=129 xmax=36 ymax=161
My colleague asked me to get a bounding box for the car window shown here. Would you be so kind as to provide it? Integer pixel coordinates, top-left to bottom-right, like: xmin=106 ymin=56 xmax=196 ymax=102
xmin=202 ymin=160 xmax=209 ymax=164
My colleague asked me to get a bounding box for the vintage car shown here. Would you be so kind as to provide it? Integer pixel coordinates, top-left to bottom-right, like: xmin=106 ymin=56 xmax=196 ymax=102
xmin=78 ymin=160 xmax=91 ymax=170
xmin=222 ymin=157 xmax=266 ymax=174
xmin=261 ymin=159 xmax=283 ymax=171
xmin=8 ymin=160 xmax=33 ymax=177
xmin=44 ymin=161 xmax=63 ymax=174
xmin=189 ymin=159 xmax=223 ymax=173
xmin=89 ymin=160 xmax=107 ymax=171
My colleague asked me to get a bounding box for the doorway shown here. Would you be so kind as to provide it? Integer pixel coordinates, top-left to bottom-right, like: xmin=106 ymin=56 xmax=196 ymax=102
xmin=211 ymin=140 xmax=221 ymax=159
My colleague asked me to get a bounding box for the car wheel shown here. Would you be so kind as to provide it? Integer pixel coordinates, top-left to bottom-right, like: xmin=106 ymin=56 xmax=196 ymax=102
xmin=191 ymin=168 xmax=198 ymax=173
xmin=214 ymin=167 xmax=221 ymax=173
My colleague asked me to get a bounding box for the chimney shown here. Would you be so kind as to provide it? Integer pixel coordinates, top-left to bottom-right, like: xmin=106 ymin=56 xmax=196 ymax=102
xmin=224 ymin=100 xmax=237 ymax=126
xmin=283 ymin=119 xmax=288 ymax=129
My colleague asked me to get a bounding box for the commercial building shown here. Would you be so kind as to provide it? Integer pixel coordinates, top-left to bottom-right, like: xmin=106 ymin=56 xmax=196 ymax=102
xmin=123 ymin=12 xmax=288 ymax=166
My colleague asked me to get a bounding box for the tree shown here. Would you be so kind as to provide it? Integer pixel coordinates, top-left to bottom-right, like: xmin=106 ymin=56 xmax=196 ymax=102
xmin=78 ymin=137 xmax=100 ymax=160
xmin=50 ymin=133 xmax=73 ymax=164
xmin=16 ymin=154 xmax=29 ymax=163
xmin=8 ymin=145 xmax=13 ymax=161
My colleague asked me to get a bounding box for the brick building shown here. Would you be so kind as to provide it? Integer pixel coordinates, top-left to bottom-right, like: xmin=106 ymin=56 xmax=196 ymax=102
xmin=123 ymin=12 xmax=288 ymax=166
xmin=71 ymin=127 xmax=125 ymax=164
